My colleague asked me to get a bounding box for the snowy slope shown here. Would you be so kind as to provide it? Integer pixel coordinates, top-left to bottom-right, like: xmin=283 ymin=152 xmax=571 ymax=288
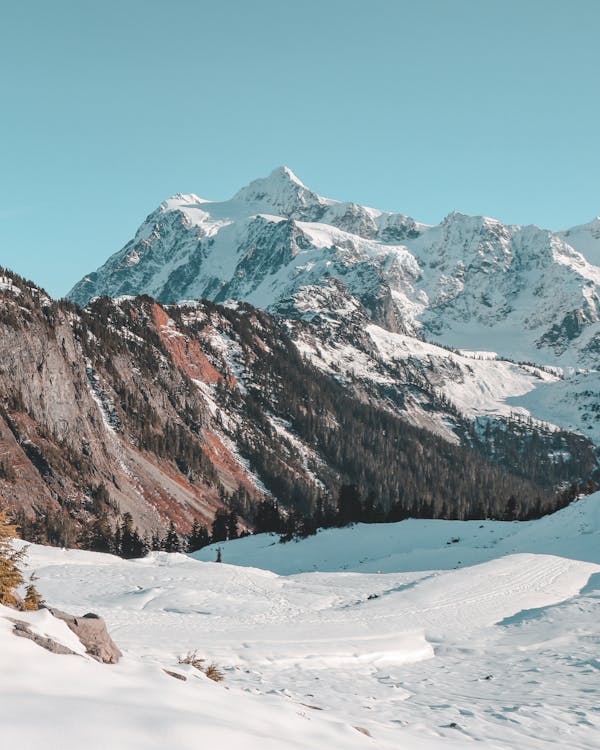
xmin=512 ymin=367 xmax=600 ymax=444
xmin=288 ymin=288 xmax=600 ymax=443
xmin=2 ymin=494 xmax=598 ymax=750
xmin=194 ymin=493 xmax=600 ymax=574
xmin=558 ymin=217 xmax=600 ymax=266
xmin=0 ymin=602 xmax=377 ymax=750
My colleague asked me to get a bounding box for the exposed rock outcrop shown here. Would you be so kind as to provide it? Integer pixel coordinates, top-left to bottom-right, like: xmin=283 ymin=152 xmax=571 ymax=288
xmin=11 ymin=618 xmax=78 ymax=656
xmin=44 ymin=607 xmax=122 ymax=664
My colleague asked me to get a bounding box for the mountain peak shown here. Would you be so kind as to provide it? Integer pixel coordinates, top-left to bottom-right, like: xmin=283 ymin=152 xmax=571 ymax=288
xmin=232 ymin=166 xmax=321 ymax=216
xmin=579 ymin=216 xmax=600 ymax=229
xmin=442 ymin=210 xmax=502 ymax=226
xmin=271 ymin=165 xmax=306 ymax=187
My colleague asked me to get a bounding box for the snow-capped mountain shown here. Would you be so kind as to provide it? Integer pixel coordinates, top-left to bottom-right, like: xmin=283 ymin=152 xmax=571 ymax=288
xmin=557 ymin=216 xmax=600 ymax=266
xmin=69 ymin=167 xmax=600 ymax=367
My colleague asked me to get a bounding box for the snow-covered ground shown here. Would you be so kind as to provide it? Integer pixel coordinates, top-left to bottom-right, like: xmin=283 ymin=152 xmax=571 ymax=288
xmin=194 ymin=492 xmax=600 ymax=573
xmin=2 ymin=495 xmax=600 ymax=749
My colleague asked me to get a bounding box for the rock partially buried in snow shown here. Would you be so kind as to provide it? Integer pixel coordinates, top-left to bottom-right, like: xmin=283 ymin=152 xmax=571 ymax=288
xmin=11 ymin=618 xmax=79 ymax=656
xmin=44 ymin=607 xmax=122 ymax=664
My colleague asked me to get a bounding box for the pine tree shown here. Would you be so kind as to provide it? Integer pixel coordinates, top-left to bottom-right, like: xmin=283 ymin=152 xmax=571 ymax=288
xmin=337 ymin=484 xmax=362 ymax=526
xmin=119 ymin=513 xmax=134 ymax=557
xmin=211 ymin=509 xmax=229 ymax=543
xmin=113 ymin=525 xmax=122 ymax=557
xmin=151 ymin=530 xmax=163 ymax=551
xmin=227 ymin=510 xmax=239 ymax=540
xmin=187 ymin=520 xmax=210 ymax=552
xmin=22 ymin=573 xmax=43 ymax=611
xmin=0 ymin=509 xmax=25 ymax=608
xmin=87 ymin=513 xmax=113 ymax=553
xmin=253 ymin=500 xmax=283 ymax=533
xmin=164 ymin=521 xmax=181 ymax=553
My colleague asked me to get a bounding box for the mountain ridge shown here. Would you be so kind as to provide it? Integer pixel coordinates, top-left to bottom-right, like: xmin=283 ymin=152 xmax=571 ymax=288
xmin=2 ymin=265 xmax=595 ymax=545
xmin=68 ymin=167 xmax=600 ymax=369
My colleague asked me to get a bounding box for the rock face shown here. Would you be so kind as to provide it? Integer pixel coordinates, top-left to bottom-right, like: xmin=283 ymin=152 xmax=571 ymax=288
xmin=0 ymin=279 xmax=265 ymax=534
xmin=45 ymin=608 xmax=122 ymax=664
xmin=0 ymin=268 xmax=598 ymax=534
xmin=68 ymin=167 xmax=600 ymax=367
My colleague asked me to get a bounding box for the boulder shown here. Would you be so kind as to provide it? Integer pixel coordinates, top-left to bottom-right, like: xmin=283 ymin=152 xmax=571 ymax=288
xmin=44 ymin=607 xmax=122 ymax=664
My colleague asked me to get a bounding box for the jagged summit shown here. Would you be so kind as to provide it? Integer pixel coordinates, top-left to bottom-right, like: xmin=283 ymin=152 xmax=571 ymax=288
xmin=271 ymin=165 xmax=307 ymax=187
xmin=441 ymin=210 xmax=503 ymax=227
xmin=233 ymin=165 xmax=323 ymax=217
xmin=234 ymin=166 xmax=308 ymax=197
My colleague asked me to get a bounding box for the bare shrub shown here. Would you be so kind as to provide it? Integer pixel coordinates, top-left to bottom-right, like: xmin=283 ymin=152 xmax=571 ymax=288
xmin=179 ymin=650 xmax=224 ymax=682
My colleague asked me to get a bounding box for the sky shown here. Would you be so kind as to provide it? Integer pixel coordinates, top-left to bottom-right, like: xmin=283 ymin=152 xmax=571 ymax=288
xmin=1 ymin=0 xmax=600 ymax=298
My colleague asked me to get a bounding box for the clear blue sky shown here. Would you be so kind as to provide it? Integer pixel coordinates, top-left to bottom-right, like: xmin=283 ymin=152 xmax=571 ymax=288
xmin=1 ymin=0 xmax=600 ymax=297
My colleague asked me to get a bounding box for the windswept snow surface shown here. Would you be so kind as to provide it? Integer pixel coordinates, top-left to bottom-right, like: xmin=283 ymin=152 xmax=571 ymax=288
xmin=0 ymin=603 xmax=374 ymax=750
xmin=2 ymin=495 xmax=600 ymax=749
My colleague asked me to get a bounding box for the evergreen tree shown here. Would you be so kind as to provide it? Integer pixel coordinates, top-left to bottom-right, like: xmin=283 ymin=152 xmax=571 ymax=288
xmin=361 ymin=491 xmax=382 ymax=523
xmin=23 ymin=573 xmax=43 ymax=611
xmin=113 ymin=524 xmax=122 ymax=557
xmin=313 ymin=495 xmax=326 ymax=530
xmin=227 ymin=510 xmax=239 ymax=540
xmin=187 ymin=520 xmax=210 ymax=552
xmin=279 ymin=510 xmax=311 ymax=542
xmin=90 ymin=482 xmax=111 ymax=513
xmin=211 ymin=509 xmax=229 ymax=543
xmin=115 ymin=513 xmax=147 ymax=558
xmin=337 ymin=484 xmax=362 ymax=526
xmin=504 ymin=495 xmax=518 ymax=522
xmin=163 ymin=521 xmax=181 ymax=553
xmin=0 ymin=509 xmax=25 ymax=608
xmin=87 ymin=513 xmax=113 ymax=553
xmin=150 ymin=530 xmax=163 ymax=551
xmin=253 ymin=500 xmax=283 ymax=533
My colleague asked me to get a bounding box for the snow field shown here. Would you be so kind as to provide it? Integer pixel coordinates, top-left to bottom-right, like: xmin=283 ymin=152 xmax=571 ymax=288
xmin=1 ymin=494 xmax=597 ymax=749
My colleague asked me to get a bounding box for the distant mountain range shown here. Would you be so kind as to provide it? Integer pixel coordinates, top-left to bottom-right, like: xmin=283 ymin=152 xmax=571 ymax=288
xmin=69 ymin=166 xmax=600 ymax=367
